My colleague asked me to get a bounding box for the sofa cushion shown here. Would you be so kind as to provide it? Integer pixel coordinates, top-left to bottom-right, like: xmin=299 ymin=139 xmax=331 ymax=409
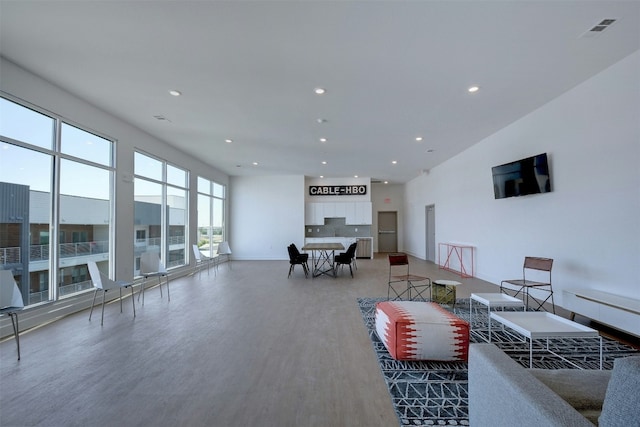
xmin=531 ymin=369 xmax=611 ymax=425
xmin=469 ymin=344 xmax=595 ymax=427
xmin=599 ymin=356 xmax=640 ymax=427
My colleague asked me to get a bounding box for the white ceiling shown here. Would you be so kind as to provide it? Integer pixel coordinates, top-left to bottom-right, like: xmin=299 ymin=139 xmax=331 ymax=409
xmin=1 ymin=1 xmax=638 ymax=183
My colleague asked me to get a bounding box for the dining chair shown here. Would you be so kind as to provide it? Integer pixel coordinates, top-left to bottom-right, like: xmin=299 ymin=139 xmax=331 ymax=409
xmin=387 ymin=253 xmax=431 ymax=301
xmin=334 ymin=242 xmax=357 ymax=277
xmin=138 ymin=251 xmax=169 ymax=305
xmin=87 ymin=261 xmax=136 ymax=326
xmin=217 ymin=241 xmax=232 ymax=269
xmin=0 ymin=270 xmax=25 ymax=360
xmin=192 ymin=244 xmax=215 ymax=278
xmin=287 ymin=243 xmax=309 ymax=278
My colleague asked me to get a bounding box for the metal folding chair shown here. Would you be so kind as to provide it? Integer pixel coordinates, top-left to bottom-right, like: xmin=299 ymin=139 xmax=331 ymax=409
xmin=500 ymin=256 xmax=554 ymax=313
xmin=387 ymin=253 xmax=431 ymax=301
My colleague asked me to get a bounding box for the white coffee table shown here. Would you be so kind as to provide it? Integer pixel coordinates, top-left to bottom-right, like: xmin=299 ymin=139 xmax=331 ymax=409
xmin=470 ymin=293 xmax=525 ymax=342
xmin=490 ymin=311 xmax=602 ymax=369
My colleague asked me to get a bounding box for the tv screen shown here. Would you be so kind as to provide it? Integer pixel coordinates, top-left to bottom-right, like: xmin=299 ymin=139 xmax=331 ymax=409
xmin=492 ymin=153 xmax=551 ymax=199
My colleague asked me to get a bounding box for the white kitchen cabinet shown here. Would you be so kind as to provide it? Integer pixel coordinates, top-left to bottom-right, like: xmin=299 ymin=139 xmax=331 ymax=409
xmin=322 ymin=203 xmax=336 ymax=218
xmin=306 ymin=201 xmax=372 ymax=225
xmin=353 ymin=202 xmax=372 ymax=224
xmin=344 ymin=203 xmax=357 ymax=223
xmin=305 ymin=202 xmax=324 ymax=225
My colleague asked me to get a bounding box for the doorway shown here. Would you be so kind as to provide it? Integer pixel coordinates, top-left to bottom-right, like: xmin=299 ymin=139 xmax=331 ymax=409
xmin=378 ymin=211 xmax=398 ymax=253
xmin=425 ymin=205 xmax=436 ymax=262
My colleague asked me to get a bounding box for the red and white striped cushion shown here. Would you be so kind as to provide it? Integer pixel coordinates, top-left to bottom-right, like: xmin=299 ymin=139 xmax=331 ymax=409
xmin=375 ymin=301 xmax=469 ymax=361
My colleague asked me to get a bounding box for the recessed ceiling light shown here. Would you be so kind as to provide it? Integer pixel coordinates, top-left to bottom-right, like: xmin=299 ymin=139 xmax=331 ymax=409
xmin=392 ymin=160 xmax=397 ymax=165
xmin=316 ymin=118 xmax=328 ymax=124
xmin=468 ymin=86 xmax=480 ymax=93
xmin=384 ymin=181 xmax=389 ymax=184
xmin=354 ymin=175 xmax=358 ymax=178
xmin=321 ymin=161 xmax=327 ymax=165
xmin=252 ymin=162 xmax=258 ymax=166
xmin=320 ymin=175 xmax=324 ymax=178
xmin=314 ymin=87 xmax=326 ymax=95
xmin=319 ymin=138 xmax=327 ymax=143
xmin=415 ymin=137 xmax=423 ymax=142
xmin=225 ymin=139 xmax=233 ymax=143
xmin=169 ymin=90 xmax=182 ymax=96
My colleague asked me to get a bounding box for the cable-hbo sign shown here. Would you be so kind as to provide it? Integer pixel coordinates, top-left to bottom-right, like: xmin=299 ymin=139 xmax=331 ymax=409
xmin=309 ymin=185 xmax=367 ymax=196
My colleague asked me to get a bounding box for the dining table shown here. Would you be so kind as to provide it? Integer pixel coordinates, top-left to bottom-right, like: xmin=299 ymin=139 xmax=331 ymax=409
xmin=301 ymin=242 xmax=345 ymax=278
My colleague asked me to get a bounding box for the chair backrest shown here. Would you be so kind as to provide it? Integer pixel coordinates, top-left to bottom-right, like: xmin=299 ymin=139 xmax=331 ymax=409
xmin=87 ymin=261 xmax=105 ymax=289
xmin=140 ymin=251 xmax=161 ymax=274
xmin=290 ymin=243 xmax=302 ymax=257
xmin=523 ymin=256 xmax=553 ymax=284
xmin=217 ymin=241 xmax=231 ymax=255
xmin=346 ymin=242 xmax=357 ymax=257
xmin=0 ymin=270 xmax=25 ymax=309
xmin=287 ymin=245 xmax=297 ymax=262
xmin=388 ymin=253 xmax=410 ymax=279
xmin=388 ymin=253 xmax=409 ymax=266
xmin=523 ymin=257 xmax=553 ymax=272
xmin=192 ymin=244 xmax=202 ymax=261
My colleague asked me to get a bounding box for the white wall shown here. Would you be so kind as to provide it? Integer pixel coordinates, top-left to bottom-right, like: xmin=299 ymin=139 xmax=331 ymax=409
xmin=230 ymin=175 xmax=305 ymax=260
xmin=0 ymin=58 xmax=229 ymax=279
xmin=404 ymin=50 xmax=640 ymax=306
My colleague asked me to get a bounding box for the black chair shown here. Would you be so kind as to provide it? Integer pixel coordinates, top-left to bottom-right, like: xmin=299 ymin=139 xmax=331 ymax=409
xmin=287 ymin=244 xmax=309 ymax=278
xmin=334 ymin=242 xmax=357 ymax=277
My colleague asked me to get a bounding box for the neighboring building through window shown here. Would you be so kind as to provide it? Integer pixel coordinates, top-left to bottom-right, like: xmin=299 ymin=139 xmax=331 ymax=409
xmin=134 ymin=151 xmax=189 ymax=273
xmin=0 ymin=96 xmax=115 ymax=305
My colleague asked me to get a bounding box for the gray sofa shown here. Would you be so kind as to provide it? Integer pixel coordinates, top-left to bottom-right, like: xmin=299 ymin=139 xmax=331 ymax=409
xmin=469 ymin=343 xmax=640 ymax=426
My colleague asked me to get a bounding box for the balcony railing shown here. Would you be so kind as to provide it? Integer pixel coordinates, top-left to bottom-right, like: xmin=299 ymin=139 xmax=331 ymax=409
xmin=0 ymin=247 xmax=21 ymax=264
xmin=29 ymin=240 xmax=110 ymax=262
xmin=3 ymin=236 xmax=187 ymax=266
xmin=28 ymin=279 xmax=94 ymax=304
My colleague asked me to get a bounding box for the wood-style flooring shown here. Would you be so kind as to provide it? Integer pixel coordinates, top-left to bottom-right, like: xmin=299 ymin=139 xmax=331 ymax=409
xmin=1 ymin=255 xmax=632 ymax=426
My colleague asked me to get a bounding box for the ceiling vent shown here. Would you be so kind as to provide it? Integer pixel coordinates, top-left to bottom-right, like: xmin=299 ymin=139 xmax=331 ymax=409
xmin=581 ymin=18 xmax=617 ymax=38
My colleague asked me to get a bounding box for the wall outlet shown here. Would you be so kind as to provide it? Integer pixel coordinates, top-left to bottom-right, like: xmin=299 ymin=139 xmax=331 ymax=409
xmin=308 ymin=228 xmax=311 ymax=232
xmin=355 ymin=228 xmax=358 ymax=232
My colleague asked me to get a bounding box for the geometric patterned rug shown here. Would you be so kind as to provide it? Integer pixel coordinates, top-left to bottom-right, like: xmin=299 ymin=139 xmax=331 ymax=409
xmin=357 ymin=297 xmax=640 ymax=426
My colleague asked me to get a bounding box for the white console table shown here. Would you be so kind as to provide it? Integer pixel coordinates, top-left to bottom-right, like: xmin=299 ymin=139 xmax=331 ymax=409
xmin=563 ymin=289 xmax=640 ymax=337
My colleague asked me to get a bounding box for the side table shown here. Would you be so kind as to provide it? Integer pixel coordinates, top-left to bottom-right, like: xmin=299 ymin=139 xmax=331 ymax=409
xmin=432 ymin=279 xmax=461 ymax=308
xmin=470 ymin=293 xmax=525 ymax=342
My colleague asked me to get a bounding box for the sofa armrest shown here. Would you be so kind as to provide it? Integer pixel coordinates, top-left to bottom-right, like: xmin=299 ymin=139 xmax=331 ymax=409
xmin=469 ymin=343 xmax=594 ymax=427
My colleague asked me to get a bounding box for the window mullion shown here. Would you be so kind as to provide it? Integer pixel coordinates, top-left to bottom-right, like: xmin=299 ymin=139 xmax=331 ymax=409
xmin=50 ymin=119 xmax=62 ymax=301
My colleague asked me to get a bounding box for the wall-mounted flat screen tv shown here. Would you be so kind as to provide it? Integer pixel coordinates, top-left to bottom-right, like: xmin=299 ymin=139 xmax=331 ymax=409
xmin=492 ymin=153 xmax=551 ymax=199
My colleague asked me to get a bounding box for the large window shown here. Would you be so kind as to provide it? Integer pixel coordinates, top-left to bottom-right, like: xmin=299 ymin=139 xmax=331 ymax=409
xmin=197 ymin=177 xmax=226 ymax=257
xmin=134 ymin=152 xmax=188 ymax=272
xmin=0 ymin=97 xmax=115 ymax=305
